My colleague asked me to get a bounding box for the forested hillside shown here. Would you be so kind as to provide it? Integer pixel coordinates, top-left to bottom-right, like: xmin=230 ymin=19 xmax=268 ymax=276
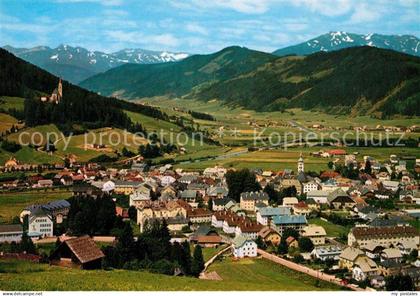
xmin=188 ymin=47 xmax=420 ymax=116
xmin=80 ymin=46 xmax=276 ymax=98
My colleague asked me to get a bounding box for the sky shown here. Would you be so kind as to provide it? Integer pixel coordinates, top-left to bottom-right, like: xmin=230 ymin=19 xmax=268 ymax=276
xmin=0 ymin=0 xmax=419 ymax=54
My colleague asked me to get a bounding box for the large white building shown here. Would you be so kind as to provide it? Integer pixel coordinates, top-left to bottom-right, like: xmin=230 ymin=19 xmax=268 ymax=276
xmin=232 ymin=235 xmax=257 ymax=258
xmin=28 ymin=208 xmax=54 ymax=238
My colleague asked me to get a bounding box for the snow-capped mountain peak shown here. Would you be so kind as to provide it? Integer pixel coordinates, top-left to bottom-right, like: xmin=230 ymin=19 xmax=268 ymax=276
xmin=273 ymin=32 xmax=420 ymax=57
xmin=3 ymin=44 xmax=191 ymax=83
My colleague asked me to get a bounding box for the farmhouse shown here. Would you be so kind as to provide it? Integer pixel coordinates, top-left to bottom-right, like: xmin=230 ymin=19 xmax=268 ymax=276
xmin=306 ymin=190 xmax=330 ymax=204
xmin=302 ymin=225 xmax=327 ymax=245
xmin=327 ymin=188 xmax=356 ymax=209
xmin=50 ymin=236 xmax=104 ymax=269
xmin=232 ymin=235 xmax=257 ymax=258
xmin=258 ymin=226 xmax=281 ymax=246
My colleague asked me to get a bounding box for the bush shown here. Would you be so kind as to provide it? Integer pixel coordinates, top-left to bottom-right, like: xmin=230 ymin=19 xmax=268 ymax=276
xmin=151 ymin=259 xmax=175 ymax=275
xmin=1 ymin=140 xmax=22 ymax=152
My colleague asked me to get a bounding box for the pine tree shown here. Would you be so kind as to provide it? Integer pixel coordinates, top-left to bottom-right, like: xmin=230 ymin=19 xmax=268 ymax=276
xmin=20 ymin=231 xmax=36 ymax=254
xmin=191 ymin=245 xmax=205 ymax=277
xmin=277 ymin=239 xmax=288 ymax=255
xmin=180 ymin=241 xmax=192 ymax=275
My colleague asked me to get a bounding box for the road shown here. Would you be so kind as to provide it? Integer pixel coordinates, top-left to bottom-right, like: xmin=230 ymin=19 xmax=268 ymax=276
xmin=257 ymin=249 xmax=366 ymax=291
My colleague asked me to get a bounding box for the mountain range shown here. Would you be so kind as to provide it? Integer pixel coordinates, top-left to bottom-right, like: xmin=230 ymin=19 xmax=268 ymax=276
xmin=189 ymin=46 xmax=420 ymax=117
xmin=273 ymin=32 xmax=420 ymax=57
xmin=81 ymin=45 xmax=420 ymax=117
xmin=4 ymin=32 xmax=419 ymax=85
xmin=2 ymin=45 xmax=189 ymax=84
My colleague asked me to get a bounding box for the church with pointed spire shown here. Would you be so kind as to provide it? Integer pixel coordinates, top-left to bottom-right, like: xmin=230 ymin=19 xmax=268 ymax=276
xmin=40 ymin=78 xmax=62 ymax=104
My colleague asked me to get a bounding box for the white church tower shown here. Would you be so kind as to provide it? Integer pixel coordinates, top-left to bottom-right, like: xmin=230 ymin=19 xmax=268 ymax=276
xmin=297 ymin=153 xmax=304 ymax=173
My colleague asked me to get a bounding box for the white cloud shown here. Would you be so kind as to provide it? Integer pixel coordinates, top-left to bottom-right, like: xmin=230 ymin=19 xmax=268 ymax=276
xmin=105 ymin=30 xmax=180 ymax=49
xmin=349 ymin=3 xmax=382 ymax=23
xmin=292 ymin=0 xmax=353 ymax=17
xmin=186 ymin=22 xmax=208 ymax=35
xmin=169 ymin=0 xmax=274 ymax=14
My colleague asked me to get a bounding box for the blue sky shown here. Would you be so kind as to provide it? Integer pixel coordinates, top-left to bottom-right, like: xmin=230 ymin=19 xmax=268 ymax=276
xmin=0 ymin=0 xmax=419 ymax=53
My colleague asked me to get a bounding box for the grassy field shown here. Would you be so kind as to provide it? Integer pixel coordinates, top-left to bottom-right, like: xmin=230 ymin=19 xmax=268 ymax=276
xmin=0 ymin=96 xmax=25 ymax=111
xmin=308 ymin=218 xmax=350 ymax=238
xmin=0 ymin=113 xmax=20 ymax=133
xmin=201 ymin=244 xmax=227 ymax=261
xmin=0 ymin=189 xmax=72 ymax=223
xmin=140 ymin=97 xmax=420 ymax=130
xmin=0 ymin=257 xmax=342 ymax=291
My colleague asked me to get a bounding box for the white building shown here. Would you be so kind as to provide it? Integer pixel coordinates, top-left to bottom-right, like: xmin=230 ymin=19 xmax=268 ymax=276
xmin=381 ymin=180 xmax=399 ymax=192
xmin=129 ymin=184 xmax=151 ymax=207
xmin=28 ymin=208 xmax=53 ymax=238
xmin=306 ymin=190 xmax=330 ymax=204
xmin=282 ymin=197 xmax=299 ymax=207
xmin=0 ymin=224 xmax=23 ymax=243
xmin=303 ymin=181 xmax=319 ymax=194
xmin=232 ymin=235 xmax=257 ymax=258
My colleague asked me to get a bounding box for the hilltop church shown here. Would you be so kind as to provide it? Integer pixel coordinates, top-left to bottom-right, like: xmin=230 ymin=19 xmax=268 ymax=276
xmin=41 ymin=78 xmax=62 ymax=104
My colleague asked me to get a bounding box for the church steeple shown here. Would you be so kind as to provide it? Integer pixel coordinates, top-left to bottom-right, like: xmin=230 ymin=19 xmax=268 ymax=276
xmin=58 ymin=78 xmax=62 ymax=99
xmin=297 ymin=152 xmax=304 ymax=173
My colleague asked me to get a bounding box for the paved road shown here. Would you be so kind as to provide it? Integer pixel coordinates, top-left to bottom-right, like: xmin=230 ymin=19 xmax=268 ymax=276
xmin=257 ymin=249 xmax=366 ymax=291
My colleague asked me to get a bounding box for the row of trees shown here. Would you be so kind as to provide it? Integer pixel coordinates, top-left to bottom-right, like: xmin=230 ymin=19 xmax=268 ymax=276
xmin=102 ymin=220 xmax=205 ymax=277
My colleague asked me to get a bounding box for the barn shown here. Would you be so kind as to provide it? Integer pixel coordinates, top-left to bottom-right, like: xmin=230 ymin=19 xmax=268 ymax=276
xmin=50 ymin=236 xmax=104 ymax=269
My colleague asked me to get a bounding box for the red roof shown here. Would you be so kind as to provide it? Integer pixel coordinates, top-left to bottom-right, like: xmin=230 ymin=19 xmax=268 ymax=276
xmin=320 ymin=171 xmax=341 ymax=179
xmin=115 ymin=206 xmax=129 ymax=218
xmin=328 ymin=149 xmax=346 ymax=155
xmin=197 ymin=235 xmax=222 ymax=244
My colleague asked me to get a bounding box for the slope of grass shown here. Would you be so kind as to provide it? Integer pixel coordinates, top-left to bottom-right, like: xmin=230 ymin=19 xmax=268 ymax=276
xmin=0 ymin=257 xmax=341 ymax=291
xmin=0 ymin=113 xmax=19 ymax=133
xmin=308 ymin=218 xmax=350 ymax=238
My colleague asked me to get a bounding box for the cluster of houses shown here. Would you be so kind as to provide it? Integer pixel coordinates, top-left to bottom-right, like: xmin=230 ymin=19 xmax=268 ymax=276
xmin=0 ymin=151 xmax=418 ymax=288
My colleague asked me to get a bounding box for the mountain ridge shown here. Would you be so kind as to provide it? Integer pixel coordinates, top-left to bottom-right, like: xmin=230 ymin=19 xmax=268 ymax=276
xmin=273 ymin=31 xmax=420 ymax=57
xmin=189 ymin=46 xmax=420 ymax=117
xmin=2 ymin=44 xmax=190 ymax=84
xmin=79 ymin=46 xmax=277 ymax=98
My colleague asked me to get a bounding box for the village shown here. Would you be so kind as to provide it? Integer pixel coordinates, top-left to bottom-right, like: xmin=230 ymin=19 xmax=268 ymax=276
xmin=0 ymin=148 xmax=419 ymax=291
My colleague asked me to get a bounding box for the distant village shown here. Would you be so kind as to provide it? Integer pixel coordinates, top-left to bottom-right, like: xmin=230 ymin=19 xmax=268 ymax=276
xmin=0 ymin=150 xmax=419 ymax=291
